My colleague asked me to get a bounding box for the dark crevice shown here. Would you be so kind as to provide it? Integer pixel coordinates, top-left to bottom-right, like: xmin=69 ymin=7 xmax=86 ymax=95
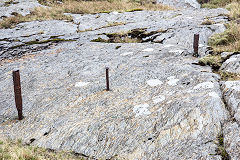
xmin=215 ymin=127 xmax=231 ymax=160
xmin=0 ymin=38 xmax=11 ymax=42
xmin=91 ymin=28 xmax=167 ymax=43
xmin=203 ymin=139 xmax=213 ymax=144
xmin=220 ymin=84 xmax=235 ymax=123
xmin=0 ymin=38 xmax=76 ymax=61
xmin=28 ymin=138 xmax=36 ymax=144
xmin=91 ymin=26 xmax=208 ymax=43
xmin=0 ymin=44 xmax=50 ymax=61
xmin=4 ymin=0 xmax=19 ymax=7
xmin=46 ymin=148 xmax=55 ymax=152
xmin=41 ymin=148 xmax=94 ymax=159
xmin=72 ymin=152 xmax=91 ymax=158
xmin=43 ymin=130 xmax=50 ymax=136
xmin=197 ymin=52 xmax=236 ymax=159
xmin=208 ymin=125 xmax=231 ymax=159
xmin=221 ymin=51 xmax=240 ymax=63
xmin=9 ymin=38 xmax=76 ymax=49
xmin=191 ymin=62 xmax=201 ymax=66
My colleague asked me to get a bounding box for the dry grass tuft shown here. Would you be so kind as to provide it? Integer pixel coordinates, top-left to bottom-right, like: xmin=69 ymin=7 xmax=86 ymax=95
xmin=226 ymin=1 xmax=240 ymax=20
xmin=218 ymin=71 xmax=240 ymax=81
xmin=207 ymin=1 xmax=240 ymax=52
xmin=51 ymin=0 xmax=172 ymax=14
xmin=201 ymin=19 xmax=215 ymax=25
xmin=0 ymin=0 xmax=172 ymax=29
xmin=209 ymin=23 xmax=240 ymax=52
xmin=198 ymin=54 xmax=223 ymax=70
xmin=0 ymin=139 xmax=84 ymax=160
xmin=0 ymin=7 xmax=72 ymax=29
xmin=201 ymin=0 xmax=233 ymax=8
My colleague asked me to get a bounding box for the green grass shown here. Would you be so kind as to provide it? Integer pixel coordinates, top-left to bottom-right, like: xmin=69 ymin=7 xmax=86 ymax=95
xmin=215 ymin=133 xmax=230 ymax=160
xmin=198 ymin=55 xmax=223 ymax=70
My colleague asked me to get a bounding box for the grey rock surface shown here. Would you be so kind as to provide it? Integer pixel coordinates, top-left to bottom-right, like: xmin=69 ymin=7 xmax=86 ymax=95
xmin=156 ymin=0 xmax=201 ymax=8
xmin=221 ymin=52 xmax=234 ymax=60
xmin=0 ymin=0 xmax=238 ymax=159
xmin=0 ymin=20 xmax=78 ymax=59
xmin=223 ymin=122 xmax=240 ymax=160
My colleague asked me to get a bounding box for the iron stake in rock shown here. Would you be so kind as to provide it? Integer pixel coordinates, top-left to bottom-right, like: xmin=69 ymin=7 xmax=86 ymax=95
xmin=13 ymin=70 xmax=23 ymax=120
xmin=106 ymin=67 xmax=110 ymax=91
xmin=193 ymin=34 xmax=199 ymax=57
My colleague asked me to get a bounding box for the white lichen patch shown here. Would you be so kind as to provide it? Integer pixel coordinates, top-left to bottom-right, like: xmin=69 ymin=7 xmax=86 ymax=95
xmin=142 ymin=48 xmax=154 ymax=52
xmin=75 ymin=82 xmax=90 ymax=87
xmin=163 ymin=44 xmax=175 ymax=48
xmin=193 ymin=82 xmax=214 ymax=90
xmin=167 ymin=76 xmax=179 ymax=86
xmin=208 ymin=92 xmax=220 ymax=98
xmin=152 ymin=95 xmax=166 ymax=104
xmin=121 ymin=52 xmax=133 ymax=56
xmin=111 ymin=11 xmax=119 ymax=15
xmin=167 ymin=79 xmax=179 ymax=86
xmin=147 ymin=79 xmax=163 ymax=87
xmin=167 ymin=76 xmax=175 ymax=80
xmin=167 ymin=100 xmax=172 ymax=104
xmin=133 ymin=103 xmax=151 ymax=117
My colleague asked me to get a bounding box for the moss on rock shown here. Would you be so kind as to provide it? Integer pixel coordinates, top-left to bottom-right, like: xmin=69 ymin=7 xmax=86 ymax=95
xmin=199 ymin=55 xmax=223 ymax=70
xmin=218 ymin=71 xmax=240 ymax=81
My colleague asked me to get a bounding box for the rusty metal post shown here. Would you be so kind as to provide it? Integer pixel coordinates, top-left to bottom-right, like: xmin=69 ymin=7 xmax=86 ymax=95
xmin=106 ymin=67 xmax=110 ymax=91
xmin=13 ymin=70 xmax=23 ymax=120
xmin=193 ymin=34 xmax=199 ymax=57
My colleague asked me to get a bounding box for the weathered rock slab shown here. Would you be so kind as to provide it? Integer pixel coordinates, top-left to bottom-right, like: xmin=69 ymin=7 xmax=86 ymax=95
xmin=0 ymin=0 xmax=42 ymax=19
xmin=0 ymin=1 xmax=235 ymax=159
xmin=0 ymin=42 xmax=230 ymax=159
xmin=223 ymin=122 xmax=240 ymax=160
xmin=220 ymin=54 xmax=240 ymax=74
xmin=157 ymin=0 xmax=201 ymax=8
xmin=222 ymin=81 xmax=240 ymax=122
